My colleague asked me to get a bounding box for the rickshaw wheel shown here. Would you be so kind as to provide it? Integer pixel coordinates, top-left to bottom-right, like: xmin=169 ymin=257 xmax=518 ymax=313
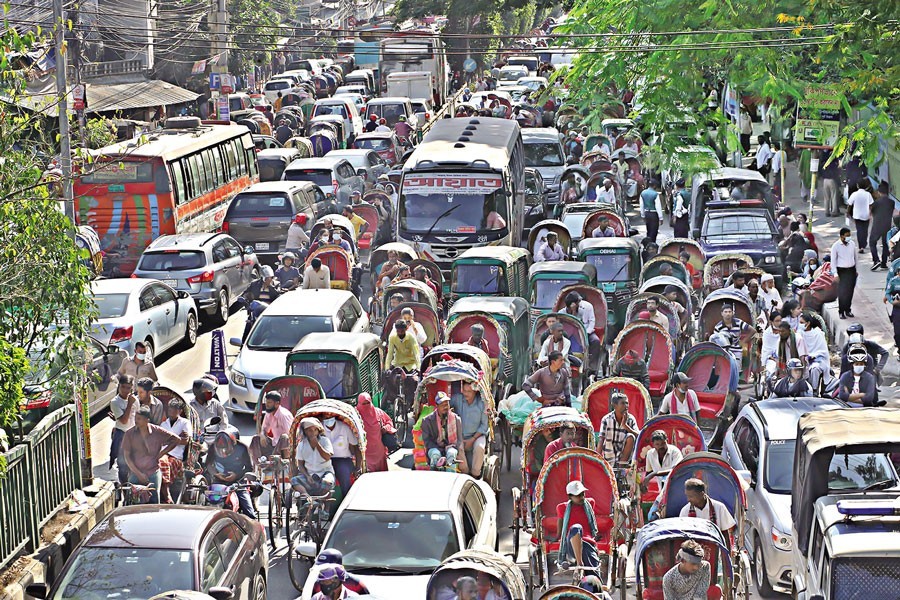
xmin=526 ymin=551 xmax=536 ymax=598
xmin=617 ymin=553 xmax=628 ymax=600
xmin=498 ymin=417 xmax=512 ymax=472
xmin=510 ymin=490 xmax=521 ymax=562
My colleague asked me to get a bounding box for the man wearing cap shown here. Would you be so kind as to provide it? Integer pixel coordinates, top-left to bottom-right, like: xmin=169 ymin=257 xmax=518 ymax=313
xmin=286 ymin=213 xmax=310 ymax=256
xmin=292 ymin=417 xmax=335 ymax=497
xmin=611 ymin=349 xmax=650 ymax=391
xmin=450 ymin=380 xmax=488 ymax=477
xmin=712 ymin=303 xmax=750 ymax=366
xmin=539 ymin=321 xmax=574 ymax=369
xmin=772 ymin=358 xmax=814 ymax=398
xmin=681 ymin=478 xmax=736 ymax=537
xmin=591 ymin=214 xmax=616 ymax=238
xmin=759 ymin=273 xmax=783 ymax=311
xmin=244 ymin=265 xmax=282 ymax=303
xmin=555 ymin=480 xmax=601 ymax=576
xmin=658 ymin=372 xmax=699 ymax=421
xmin=643 ymin=430 xmax=683 ymax=491
xmin=421 ymin=392 xmax=466 ymax=471
xmin=837 ymin=346 xmax=881 ymax=406
xmin=598 ymin=392 xmax=638 ymax=465
xmin=250 ymin=391 xmax=293 ymax=463
xmin=274 ymin=252 xmax=302 ymax=291
xmin=536 ymin=231 xmax=566 ymax=262
xmin=342 ymin=204 xmax=369 ymax=239
xmin=523 ymin=351 xmax=572 ymax=407
xmin=311 ymin=564 xmax=355 ymax=600
xmin=302 ymin=257 xmax=331 ymax=289
xmin=595 ymin=178 xmax=616 ymax=204
xmin=121 ymin=405 xmax=182 ymax=503
xmin=672 ymin=178 xmax=691 ymax=238
xmin=464 ymin=324 xmax=491 ymax=356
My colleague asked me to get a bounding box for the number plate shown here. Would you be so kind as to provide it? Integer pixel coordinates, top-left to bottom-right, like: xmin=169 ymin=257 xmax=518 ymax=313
xmin=255 ymin=242 xmax=270 ymax=251
xmin=163 ymin=279 xmax=178 ymax=288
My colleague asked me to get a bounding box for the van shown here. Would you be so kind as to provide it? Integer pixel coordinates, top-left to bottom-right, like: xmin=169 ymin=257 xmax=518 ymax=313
xmin=311 ymin=97 xmax=363 ymax=139
xmin=386 ymin=71 xmax=431 ymax=101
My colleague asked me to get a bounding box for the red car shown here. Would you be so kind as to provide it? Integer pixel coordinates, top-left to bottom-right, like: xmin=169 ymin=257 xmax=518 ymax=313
xmin=352 ymin=131 xmax=403 ymax=165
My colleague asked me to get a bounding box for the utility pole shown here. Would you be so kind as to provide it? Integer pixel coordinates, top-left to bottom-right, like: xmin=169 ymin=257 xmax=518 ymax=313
xmin=53 ymin=0 xmax=74 ymax=221
xmin=71 ymin=0 xmax=86 ymax=148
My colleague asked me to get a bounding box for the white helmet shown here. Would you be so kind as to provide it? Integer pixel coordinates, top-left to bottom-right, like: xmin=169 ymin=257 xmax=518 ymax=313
xmin=260 ymin=265 xmax=275 ymax=278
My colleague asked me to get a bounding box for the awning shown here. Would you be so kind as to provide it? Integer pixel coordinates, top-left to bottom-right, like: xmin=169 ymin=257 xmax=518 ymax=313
xmin=10 ymin=77 xmax=200 ymax=116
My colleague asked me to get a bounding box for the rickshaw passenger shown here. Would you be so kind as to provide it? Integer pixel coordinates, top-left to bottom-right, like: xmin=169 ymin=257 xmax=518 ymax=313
xmin=249 ymin=391 xmax=293 ymax=463
xmin=556 ymin=480 xmax=601 ymax=575
xmin=401 ymin=307 xmax=427 ymax=348
xmin=595 ymin=179 xmax=616 ymax=204
xmin=465 ymin=324 xmax=491 ymax=355
xmin=645 ymin=297 xmax=670 ymax=332
xmin=679 ymin=251 xmax=700 ymax=289
xmin=536 ymin=231 xmax=566 ymax=262
xmin=598 ymin=392 xmax=638 ymax=466
xmin=564 ymin=292 xmax=601 ymax=368
xmin=379 ymin=250 xmax=407 ymax=288
xmin=723 ymin=271 xmax=750 ymax=300
xmin=543 ymin=422 xmax=578 ymax=462
xmin=680 ymin=478 xmax=736 ymax=537
xmin=450 ymin=381 xmax=488 ymax=477
xmin=663 ymin=540 xmax=711 ymax=600
xmin=387 ymin=293 xmax=405 ymax=313
xmin=523 ymin=351 xmax=571 ymax=407
xmin=591 ymin=215 xmax=615 ymax=238
xmin=799 ymin=310 xmax=834 ymax=391
xmin=413 ymin=265 xmax=439 ymax=296
xmin=611 ymin=349 xmax=650 ymax=391
xmin=643 ymin=430 xmax=683 ymax=490
xmin=291 ymin=417 xmax=335 ymax=497
xmin=422 ymin=392 xmax=466 ymax=471
xmin=772 ymin=358 xmax=814 ymax=398
xmin=761 ymin=310 xmax=783 ymax=381
xmin=712 ymin=304 xmax=750 ymax=365
xmin=322 ymin=414 xmax=362 ymax=495
xmin=539 ymin=322 xmax=578 ymax=368
xmin=663 ymin=285 xmax=687 ymax=327
xmin=658 ymin=372 xmax=699 ymax=421
xmin=759 ymin=273 xmax=783 ymax=310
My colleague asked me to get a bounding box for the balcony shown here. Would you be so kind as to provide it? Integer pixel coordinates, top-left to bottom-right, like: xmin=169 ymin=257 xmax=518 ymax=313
xmin=81 ymin=59 xmax=145 ymax=79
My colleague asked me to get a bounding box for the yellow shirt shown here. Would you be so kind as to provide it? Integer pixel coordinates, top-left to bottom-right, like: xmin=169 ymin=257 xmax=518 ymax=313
xmin=386 ymin=331 xmax=420 ymax=371
xmin=348 ymin=212 xmax=367 ymax=239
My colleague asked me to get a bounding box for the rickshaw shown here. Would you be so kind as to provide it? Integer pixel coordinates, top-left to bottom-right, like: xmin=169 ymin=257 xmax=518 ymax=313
xmin=639 ymin=276 xmax=693 ymax=319
xmin=539 ymin=587 xmax=606 ymax=600
xmin=584 ymin=133 xmax=614 ymax=156
xmin=527 ymin=447 xmax=626 ymax=597
xmin=308 ymin=119 xmax=342 ymax=156
xmin=632 ymin=414 xmax=706 ymax=519
xmin=581 ymin=209 xmax=627 ymax=239
xmin=275 ymin=109 xmax=303 ymax=131
xmin=512 ymin=407 xmax=595 ymax=557
xmin=285 ymin=332 xmax=383 ymax=406
xmin=577 ymin=237 xmax=641 ymax=342
xmin=529 ymin=219 xmax=573 ymax=258
xmin=640 ymin=256 xmax=691 ymax=288
xmin=305 ymin=246 xmax=356 ymax=292
xmin=723 ymin=266 xmax=766 ymax=288
xmin=584 ymin=172 xmax=624 ymax=211
xmin=552 ymin=284 xmax=609 ymax=374
xmin=450 ymin=246 xmax=531 ymax=302
xmin=283 ymin=136 xmax=314 ymax=157
xmin=515 ymin=104 xmax=542 ymax=128
xmin=580 ymin=149 xmax=609 ymax=168
xmin=407 ymin=258 xmax=445 ymax=303
xmin=659 ymin=237 xmax=705 ymax=291
xmin=369 ymin=242 xmax=417 ymax=290
xmin=697 ymin=289 xmax=758 ymax=383
xmin=528 ymin=262 xmax=598 ymax=320
xmin=376 ymin=278 xmax=441 ymax=333
xmin=703 ymin=252 xmax=754 ymax=295
xmin=310 ymin=214 xmax=359 ymax=258
xmin=625 ymin=293 xmax=682 ymax=349
xmin=530 ymin=312 xmax=592 ymax=395
xmin=75 ymin=225 xmax=103 ymax=277
xmin=380 ymin=301 xmax=442 ymax=350
xmin=677 ymin=342 xmax=740 ymax=444
xmin=582 ymin=377 xmax=653 ymax=441
xmin=635 ymin=518 xmax=744 ymax=600
xmin=555 ymin=105 xmax=581 ymax=130
xmin=350 ymin=202 xmax=379 ymax=251
xmin=426 ymin=549 xmax=527 ymax=600
xmin=409 ymin=358 xmax=502 ymax=499
xmin=612 ymin=321 xmax=675 ymax=399
xmin=558 ymin=165 xmax=591 ymax=209
xmin=422 ymin=344 xmax=493 ymax=386
xmin=613 ymin=147 xmax=644 ymax=200
xmin=446 ymin=296 xmax=532 ymax=403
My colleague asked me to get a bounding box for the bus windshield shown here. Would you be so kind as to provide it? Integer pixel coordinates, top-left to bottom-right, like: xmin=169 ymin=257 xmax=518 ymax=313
xmin=400 ymin=173 xmax=509 ymax=235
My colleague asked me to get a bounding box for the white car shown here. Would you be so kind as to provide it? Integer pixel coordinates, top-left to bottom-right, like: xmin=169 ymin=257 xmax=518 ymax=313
xmin=298 ymin=471 xmax=498 ymax=599
xmin=516 ymin=76 xmax=548 ymax=92
xmin=90 ymin=278 xmax=198 ymax=358
xmin=227 ymin=289 xmax=368 ymax=413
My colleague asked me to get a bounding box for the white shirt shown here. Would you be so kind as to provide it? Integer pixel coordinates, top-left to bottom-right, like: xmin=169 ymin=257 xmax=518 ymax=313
xmin=301 ymin=265 xmax=331 ymax=289
xmin=646 ymin=445 xmax=683 ymax=474
xmin=771 ymin=150 xmax=784 ymax=174
xmin=539 ymin=335 xmax=571 ymax=365
xmin=739 ymin=113 xmax=752 ymax=135
xmin=161 ymin=416 xmax=191 ymax=460
xmin=323 ymin=420 xmax=358 ymax=458
xmin=658 ymin=389 xmax=699 ymax=416
xmin=536 ymin=241 xmax=566 ymax=262
xmin=596 ymin=185 xmax=616 ymax=203
xmin=756 ymin=142 xmax=773 ymax=169
xmin=759 ymin=286 xmax=782 ymax=311
xmin=847 ymin=189 xmax=873 ymax=220
xmin=800 ymin=327 xmax=829 ymax=361
xmin=569 ymin=300 xmax=595 ymax=333
xmin=406 ymin=320 xmax=427 ymax=346
xmin=110 ymin=395 xmax=136 ymax=431
xmin=375 ymin=124 xmax=391 ymax=132
xmin=830 ymin=239 xmax=858 ymax=274
xmin=285 ymin=223 xmax=310 ymax=248
xmin=761 ymin=329 xmax=780 ymax=361
xmin=296 ymin=435 xmax=334 ymax=476
xmin=679 ymin=497 xmax=737 ymax=532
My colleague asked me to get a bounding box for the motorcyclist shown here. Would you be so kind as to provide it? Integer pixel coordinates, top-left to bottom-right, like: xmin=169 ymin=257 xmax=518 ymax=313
xmin=274 ymin=252 xmax=301 ymax=291
xmin=393 ymin=115 xmax=412 ymax=144
xmin=839 ymin=324 xmax=889 ymax=378
xmin=206 ymin=431 xmax=259 ymax=519
xmin=285 ymin=213 xmax=310 ymax=259
xmin=771 ymin=358 xmax=814 ymax=398
xmin=243 ymin=265 xmax=282 ymax=304
xmin=311 ymin=550 xmax=370 ymax=595
xmin=364 ymin=113 xmax=379 ymax=132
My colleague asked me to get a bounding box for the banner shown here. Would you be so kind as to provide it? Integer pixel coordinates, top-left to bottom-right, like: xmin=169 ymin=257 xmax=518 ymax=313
xmin=402 ymin=173 xmax=503 ymax=195
xmin=795 ymin=83 xmax=842 ymax=149
xmin=209 ymin=329 xmax=229 ymax=384
xmin=191 ymin=59 xmax=207 ymax=75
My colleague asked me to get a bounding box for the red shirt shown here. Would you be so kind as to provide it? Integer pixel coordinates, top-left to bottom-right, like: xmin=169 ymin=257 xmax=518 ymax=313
xmin=544 ymin=438 xmax=569 ymax=462
xmin=555 ymin=498 xmax=596 ymax=543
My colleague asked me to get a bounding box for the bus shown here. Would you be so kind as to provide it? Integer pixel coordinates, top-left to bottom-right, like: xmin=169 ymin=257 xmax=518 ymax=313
xmin=379 ymin=32 xmax=449 ymax=105
xmin=74 ymin=117 xmax=258 ymax=276
xmin=398 ymin=117 xmax=525 ymax=275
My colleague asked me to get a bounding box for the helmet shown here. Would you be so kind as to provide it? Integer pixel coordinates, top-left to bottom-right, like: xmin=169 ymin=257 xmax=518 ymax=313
xmin=316 ymin=564 xmax=346 ymax=582
xmin=192 ymin=378 xmax=217 ymax=393
xmin=260 ymin=265 xmax=275 ymax=278
xmin=847 ymin=344 xmax=868 ymax=363
xmin=316 ymin=549 xmax=344 ymax=565
xmin=282 ymin=251 xmax=297 ymax=262
xmin=214 ymin=431 xmax=236 ymax=454
xmin=369 ymin=114 xmax=378 ymax=121
xmin=786 ymin=358 xmax=804 ymax=370
xmin=379 ymin=118 xmax=387 ymax=124
xmin=293 ymin=213 xmax=308 ymax=225
xmin=848 ymin=333 xmax=865 ymax=345
xmin=398 ymin=115 xmax=406 ymax=121
xmin=846 ymin=323 xmax=864 ymax=336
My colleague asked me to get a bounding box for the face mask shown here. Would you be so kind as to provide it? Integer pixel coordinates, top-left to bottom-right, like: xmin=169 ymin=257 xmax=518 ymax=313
xmin=319 ymin=581 xmax=341 ymax=594
xmin=323 ymin=417 xmax=337 ymax=428
xmin=135 ymin=353 xmax=146 ymax=361
xmin=853 ymin=365 xmax=865 ymax=375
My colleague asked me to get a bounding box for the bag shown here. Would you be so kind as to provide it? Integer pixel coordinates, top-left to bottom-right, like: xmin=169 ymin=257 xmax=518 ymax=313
xmin=381 ymin=426 xmax=400 ymax=453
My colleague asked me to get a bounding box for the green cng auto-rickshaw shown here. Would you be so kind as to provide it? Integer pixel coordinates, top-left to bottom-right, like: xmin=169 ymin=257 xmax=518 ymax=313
xmin=576 ymin=237 xmax=641 ymax=342
xmin=528 ymin=261 xmax=597 ymax=320
xmin=285 ymin=332 xmax=383 ymax=406
xmin=450 ymin=246 xmax=531 ymax=303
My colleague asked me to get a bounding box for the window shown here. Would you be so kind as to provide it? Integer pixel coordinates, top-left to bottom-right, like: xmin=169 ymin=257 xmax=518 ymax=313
xmin=200 ymin=537 xmax=226 ymax=591
xmin=214 ymin=522 xmax=244 ymax=565
xmin=152 ymin=284 xmax=176 ymax=306
xmin=340 ymin=300 xmax=358 ymax=330
xmin=212 ymin=241 xmax=229 ymax=263
xmin=464 ymin=484 xmax=486 ymax=527
xmin=224 ymin=140 xmax=239 ymax=179
xmin=202 ymin=150 xmax=216 ymax=190
xmin=189 ymin=154 xmax=207 ymax=195
xmin=810 ymin=519 xmax=823 ymax=564
xmin=139 ymin=288 xmax=159 ymax=311
xmin=170 ymin=160 xmax=187 ymax=205
xmin=181 ymin=157 xmax=196 ymax=200
xmin=222 ymin=238 xmax=242 ymax=258
xmin=735 ymin=419 xmax=760 ymax=475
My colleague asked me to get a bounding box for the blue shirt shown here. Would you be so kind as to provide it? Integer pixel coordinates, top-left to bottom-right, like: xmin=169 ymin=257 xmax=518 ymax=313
xmin=450 ymin=393 xmax=488 ymax=438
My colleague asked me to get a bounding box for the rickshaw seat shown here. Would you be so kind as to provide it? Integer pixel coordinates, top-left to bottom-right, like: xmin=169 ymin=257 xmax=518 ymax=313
xmin=569 ymin=337 xmax=584 ymax=353
xmin=647 ymin=371 xmax=668 ymax=396
xmin=640 ymin=477 xmax=660 ymax=503
xmin=707 ymin=586 xmax=722 ymax=600
xmin=697 ymin=398 xmax=723 ymax=421
xmin=359 ymin=232 xmax=373 ymax=249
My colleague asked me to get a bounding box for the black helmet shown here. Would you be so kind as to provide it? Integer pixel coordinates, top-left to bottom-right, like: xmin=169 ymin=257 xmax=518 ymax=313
xmin=846 ymin=323 xmax=864 ymax=336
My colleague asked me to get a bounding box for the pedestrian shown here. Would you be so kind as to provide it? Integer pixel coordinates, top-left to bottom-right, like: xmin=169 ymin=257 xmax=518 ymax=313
xmin=135 ymin=377 xmax=164 ymax=425
xmin=771 ymin=142 xmax=784 ymax=199
xmin=869 ymin=181 xmax=894 ymax=269
xmin=847 ymin=179 xmax=873 ymax=256
xmin=739 ymin=110 xmax=752 ymax=153
xmin=672 ymin=178 xmax=691 ymax=238
xmin=121 ymin=405 xmax=182 ymax=504
xmin=798 ymin=148 xmax=812 ymax=201
xmin=356 ymin=393 xmax=396 ymax=472
xmin=831 ymin=227 xmax=858 ymax=318
xmin=109 ymin=375 xmax=137 ymax=483
xmin=640 ymin=180 xmax=663 ymax=244
xmin=274 ymin=91 xmax=283 ymax=111
xmin=755 ymin=135 xmax=773 ymax=178
xmin=116 ymin=340 xmax=158 ymax=382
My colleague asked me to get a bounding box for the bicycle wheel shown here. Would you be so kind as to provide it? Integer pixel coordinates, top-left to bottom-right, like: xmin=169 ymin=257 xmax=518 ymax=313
xmin=287 ymin=500 xmax=311 ymax=591
xmin=267 ymin=484 xmax=283 ymax=550
xmin=391 ymin=395 xmax=408 ymax=445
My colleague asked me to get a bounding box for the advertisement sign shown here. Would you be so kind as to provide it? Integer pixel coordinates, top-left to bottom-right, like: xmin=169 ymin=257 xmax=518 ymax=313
xmin=403 ymin=173 xmax=503 ymax=195
xmin=209 ymin=329 xmax=229 ymax=384
xmin=217 ymin=96 xmax=230 ymax=121
xmin=72 ymin=84 xmax=86 ymax=111
xmin=220 ymin=73 xmax=235 ymax=94
xmin=795 ymin=84 xmax=842 ymax=149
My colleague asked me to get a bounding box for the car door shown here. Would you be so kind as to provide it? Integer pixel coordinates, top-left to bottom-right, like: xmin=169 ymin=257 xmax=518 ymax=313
xmin=341 ymin=160 xmax=364 ymax=195
xmin=85 ymin=337 xmax=125 ymax=416
xmin=348 ymin=296 xmax=369 ymax=332
xmin=729 ymin=417 xmax=762 ymax=548
xmin=149 ymin=283 xmax=181 ymax=351
xmin=214 ymin=520 xmax=257 ymax=599
xmin=138 ymin=284 xmax=165 ymax=351
xmin=367 ymin=151 xmax=387 ymax=179
xmin=199 ymin=532 xmax=228 ymax=595
xmin=461 ymin=482 xmax=495 ymax=549
xmin=224 ymin=237 xmax=253 ymax=293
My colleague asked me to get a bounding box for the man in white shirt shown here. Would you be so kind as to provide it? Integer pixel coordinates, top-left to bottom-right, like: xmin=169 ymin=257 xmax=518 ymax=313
xmin=536 ymin=231 xmax=566 ymax=262
xmin=658 ymin=372 xmax=700 ymax=421
xmin=595 ymin=178 xmax=616 ymax=204
xmin=755 ymin=135 xmax=773 ymax=177
xmin=771 ymin=142 xmax=784 ymax=198
xmin=680 ymin=478 xmax=737 ymax=536
xmin=109 ymin=375 xmax=137 ymax=483
xmin=830 ymin=227 xmax=858 ymax=319
xmin=846 ymin=180 xmax=874 ymax=257
xmin=322 ymin=415 xmax=362 ymax=496
xmin=564 ymin=291 xmax=600 ymax=373
xmin=159 ymin=399 xmax=191 ymax=503
xmin=643 ymin=430 xmax=684 ymax=491
xmin=301 ymin=257 xmax=331 ymax=289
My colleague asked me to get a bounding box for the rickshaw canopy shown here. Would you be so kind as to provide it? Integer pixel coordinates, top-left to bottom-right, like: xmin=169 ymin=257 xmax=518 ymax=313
xmin=612 ymin=321 xmax=675 ymax=396
xmin=529 ymin=219 xmax=573 ymax=256
xmin=254 ymin=375 xmax=324 ymax=430
xmin=552 ymin=284 xmax=608 ymax=338
xmin=698 ymin=289 xmax=756 ymax=339
xmin=422 ymin=344 xmax=493 ymax=385
xmin=582 ymin=377 xmax=653 ymax=434
xmin=581 ymin=209 xmax=626 ymax=238
xmin=634 ymin=414 xmax=707 ymax=468
xmin=530 ymin=312 xmax=591 ymax=367
xmin=703 ymin=252 xmax=754 ymax=289
xmin=291 ymin=398 xmax=367 ymax=461
xmin=640 ymin=255 xmax=691 ymax=287
xmin=677 ymin=342 xmax=740 ymax=420
xmin=639 ymin=276 xmax=692 ymax=314
xmin=382 ymin=278 xmax=442 ymax=315
xmin=412 ymin=358 xmax=495 ymax=416
xmin=381 ymin=303 xmax=441 ymax=347
xmin=659 ymin=451 xmax=747 ymax=519
xmin=426 ymin=548 xmax=527 ymax=600
xmin=448 ymin=296 xmax=530 ymax=323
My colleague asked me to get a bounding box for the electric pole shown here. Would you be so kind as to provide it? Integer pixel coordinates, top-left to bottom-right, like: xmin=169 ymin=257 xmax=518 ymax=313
xmin=53 ymin=0 xmax=74 ymax=221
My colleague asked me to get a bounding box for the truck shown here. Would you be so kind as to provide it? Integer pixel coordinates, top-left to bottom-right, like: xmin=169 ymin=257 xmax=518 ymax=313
xmin=379 ymin=32 xmax=449 ymax=105
xmin=386 ymin=71 xmax=432 ymax=102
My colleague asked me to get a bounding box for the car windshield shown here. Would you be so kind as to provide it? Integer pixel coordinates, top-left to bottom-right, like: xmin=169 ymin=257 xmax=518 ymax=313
xmin=355 ymin=138 xmax=391 ymax=152
xmin=586 ymin=254 xmax=632 ymax=282
xmin=369 ymin=103 xmax=405 ymax=126
xmin=247 ymin=315 xmax=333 ymax=351
xmin=290 ymin=359 xmax=358 ymax=398
xmin=265 ymin=81 xmax=290 ymax=91
xmin=314 ymin=104 xmax=348 ymax=119
xmin=453 ymin=264 xmax=503 ymax=294
xmin=525 ymin=142 xmax=564 ymax=167
xmin=229 ymin=193 xmax=293 ymax=217
xmin=704 ymin=214 xmax=774 ymax=243
xmin=499 ymin=69 xmax=525 ymax=82
xmin=138 ymin=251 xmax=206 ymax=272
xmin=765 ymin=441 xmax=899 ymax=494
xmin=51 ymin=547 xmax=193 ymax=600
xmin=534 ymin=278 xmax=577 ymax=309
xmin=257 ymin=159 xmax=289 ymax=182
xmin=93 ymin=293 xmax=130 ymax=318
xmin=326 ymin=510 xmax=459 ymax=571
xmin=283 ymin=168 xmax=332 ymax=188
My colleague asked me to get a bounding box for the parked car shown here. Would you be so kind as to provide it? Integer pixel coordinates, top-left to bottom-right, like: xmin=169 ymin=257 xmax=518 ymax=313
xmin=282 ymin=156 xmax=365 ymax=207
xmin=522 ymin=128 xmax=566 ymax=206
xmin=223 ymin=181 xmax=320 ymax=263
xmin=227 ymin=289 xmax=369 ymax=413
xmin=27 ymin=506 xmax=268 ymax=600
xmin=133 ymin=233 xmax=260 ymax=326
xmin=297 ymin=471 xmax=498 ymax=599
xmin=699 ymin=208 xmax=785 ymax=285
xmin=90 ymin=278 xmax=198 ymax=358
xmin=263 ymin=78 xmax=293 ymax=103
xmin=325 ymin=149 xmax=389 ymax=187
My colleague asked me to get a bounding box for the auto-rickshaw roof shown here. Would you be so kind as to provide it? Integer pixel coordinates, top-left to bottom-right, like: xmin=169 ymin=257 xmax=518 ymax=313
xmin=455 ymin=245 xmax=530 ymax=265
xmin=576 ymin=237 xmax=640 ymax=253
xmin=448 ymin=296 xmax=529 ymax=320
xmin=427 ymin=548 xmax=526 ymax=600
xmin=529 ymin=261 xmax=597 ymax=278
xmin=288 ymin=332 xmax=381 ymax=361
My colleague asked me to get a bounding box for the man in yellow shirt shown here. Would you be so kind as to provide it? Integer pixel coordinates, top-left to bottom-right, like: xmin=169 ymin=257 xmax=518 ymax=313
xmin=385 ymin=320 xmax=421 ymax=407
xmin=342 ymin=205 xmax=369 ymax=240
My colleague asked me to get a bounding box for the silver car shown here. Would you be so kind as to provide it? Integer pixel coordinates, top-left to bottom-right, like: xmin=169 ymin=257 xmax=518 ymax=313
xmin=91 ymin=278 xmax=198 ymax=358
xmin=282 ymin=157 xmax=365 ymax=208
xmin=325 ymin=149 xmax=389 ymax=188
xmin=721 ymin=397 xmax=848 ymax=596
xmin=522 ymin=128 xmax=566 ymax=207
xmin=133 ymin=233 xmax=260 ymax=325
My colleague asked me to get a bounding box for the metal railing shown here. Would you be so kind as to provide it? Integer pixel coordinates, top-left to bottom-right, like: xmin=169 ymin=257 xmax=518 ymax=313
xmin=419 ymin=87 xmax=467 ymax=137
xmin=0 ymin=405 xmax=82 ymax=571
xmin=82 ymin=59 xmax=146 ymax=79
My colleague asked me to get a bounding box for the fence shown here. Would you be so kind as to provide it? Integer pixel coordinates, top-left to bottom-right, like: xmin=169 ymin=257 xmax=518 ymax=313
xmin=0 ymin=405 xmax=82 ymax=571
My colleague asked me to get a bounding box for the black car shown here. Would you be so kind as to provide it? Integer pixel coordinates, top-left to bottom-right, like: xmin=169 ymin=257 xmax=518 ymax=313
xmin=700 ymin=208 xmax=785 ymax=285
xmin=28 ymin=505 xmax=268 ymax=600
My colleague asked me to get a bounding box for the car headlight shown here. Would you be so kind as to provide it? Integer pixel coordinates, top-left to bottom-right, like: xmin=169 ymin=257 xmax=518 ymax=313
xmin=764 ymin=255 xmax=776 ymax=264
xmin=230 ymin=369 xmax=246 ymax=387
xmin=771 ymin=527 xmax=793 ymax=551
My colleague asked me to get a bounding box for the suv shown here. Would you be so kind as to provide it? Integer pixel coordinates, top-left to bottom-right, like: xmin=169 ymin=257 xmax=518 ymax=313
xmin=227 ymin=289 xmax=369 ymax=413
xmin=364 ymin=97 xmax=417 ymax=131
xmin=721 ymin=397 xmax=849 ymax=596
xmin=133 ymin=233 xmax=260 ymax=325
xmin=699 ymin=208 xmax=785 ymax=286
xmin=223 ymin=182 xmax=322 ymax=263
xmin=282 ymin=157 xmax=365 ymax=207
xmin=522 ymin=128 xmax=566 ymax=207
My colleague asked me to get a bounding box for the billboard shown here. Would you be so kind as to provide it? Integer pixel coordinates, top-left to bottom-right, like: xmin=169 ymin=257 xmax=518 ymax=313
xmin=794 ymin=83 xmax=843 ymax=149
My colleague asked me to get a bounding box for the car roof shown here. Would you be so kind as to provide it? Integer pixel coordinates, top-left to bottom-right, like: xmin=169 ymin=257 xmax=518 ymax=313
xmin=261 ymin=289 xmax=356 ymax=316
xmin=340 ymin=471 xmax=468 ymax=511
xmin=289 ymin=332 xmax=381 ymax=358
xmin=83 ymin=505 xmax=221 ymax=549
xmin=144 ymin=233 xmax=221 ymax=251
xmin=91 ymin=277 xmax=158 ymax=293
xmin=697 ymin=167 xmax=768 ymax=185
xmin=285 ymin=157 xmax=346 ymax=169
xmin=705 ymin=208 xmax=772 ymax=220
xmin=817 ymin=495 xmax=900 ymax=557
xmin=522 ymin=128 xmax=561 ymax=143
xmin=742 ymin=397 xmax=846 ymax=441
xmin=327 ymin=149 xmax=371 ymax=157
xmin=241 ymin=181 xmax=306 ymax=194
xmin=256 ymin=148 xmax=301 ymax=160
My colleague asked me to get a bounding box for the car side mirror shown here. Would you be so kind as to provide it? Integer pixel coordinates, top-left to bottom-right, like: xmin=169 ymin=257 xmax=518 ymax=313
xmin=628 ymin=227 xmax=639 ymax=237
xmin=25 ymin=584 xmax=48 ymax=599
xmin=176 ymin=290 xmax=190 ymax=300
xmin=107 ymin=344 xmax=121 ymax=355
xmin=810 ymin=596 xmax=825 ymax=600
xmin=208 ymin=587 xmax=234 ymax=600
xmin=243 ymin=246 xmax=255 ymax=255
xmin=229 ymin=337 xmax=243 ymax=347
xmin=296 ymin=539 xmax=317 ymax=558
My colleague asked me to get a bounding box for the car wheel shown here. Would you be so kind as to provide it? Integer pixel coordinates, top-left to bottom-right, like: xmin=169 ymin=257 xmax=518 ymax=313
xmin=253 ymin=572 xmax=266 ymax=600
xmin=212 ymin=288 xmax=229 ymax=326
xmin=182 ymin=311 xmax=198 ymax=349
xmin=143 ymin=338 xmax=154 ymax=360
xmin=754 ymin=536 xmax=776 ymax=597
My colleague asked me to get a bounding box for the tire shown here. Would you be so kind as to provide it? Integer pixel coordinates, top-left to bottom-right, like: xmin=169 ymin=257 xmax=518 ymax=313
xmin=212 ymin=288 xmax=229 ymax=326
xmin=143 ymin=338 xmax=155 ymax=361
xmin=267 ymin=484 xmax=283 ymax=550
xmin=182 ymin=311 xmax=198 ymax=349
xmin=253 ymin=573 xmax=266 ymax=600
xmin=754 ymin=537 xmax=777 ymax=597
xmin=391 ymin=395 xmax=408 ymax=445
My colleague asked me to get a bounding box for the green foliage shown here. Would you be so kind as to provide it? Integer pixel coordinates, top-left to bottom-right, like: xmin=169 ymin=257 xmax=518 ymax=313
xmin=81 ymin=117 xmax=117 ymax=150
xmin=228 ymin=0 xmax=287 ymax=74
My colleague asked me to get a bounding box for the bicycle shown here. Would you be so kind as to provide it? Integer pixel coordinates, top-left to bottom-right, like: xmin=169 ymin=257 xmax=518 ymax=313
xmin=287 ymin=488 xmax=335 ymax=591
xmin=257 ymin=455 xmax=290 ymax=549
xmin=114 ymin=481 xmax=156 ymax=506
xmin=383 ymin=367 xmax=418 ymax=445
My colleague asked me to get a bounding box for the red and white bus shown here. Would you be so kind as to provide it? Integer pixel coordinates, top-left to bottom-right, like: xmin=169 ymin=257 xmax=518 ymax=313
xmin=74 ymin=117 xmax=258 ymax=276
